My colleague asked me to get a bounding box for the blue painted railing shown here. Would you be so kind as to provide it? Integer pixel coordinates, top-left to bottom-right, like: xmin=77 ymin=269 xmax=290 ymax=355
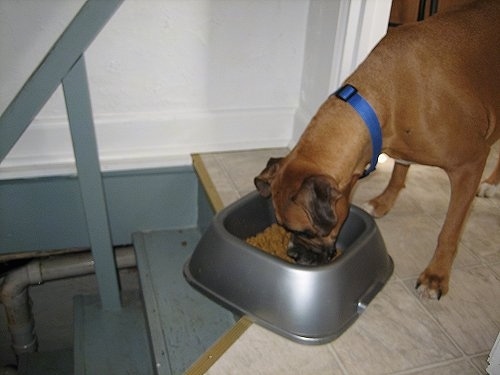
xmin=0 ymin=0 xmax=124 ymax=310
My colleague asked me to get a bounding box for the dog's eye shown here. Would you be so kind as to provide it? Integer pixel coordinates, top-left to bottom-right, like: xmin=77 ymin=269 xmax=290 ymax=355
xmin=281 ymin=224 xmax=316 ymax=239
xmin=301 ymin=230 xmax=316 ymax=239
xmin=289 ymin=228 xmax=315 ymax=239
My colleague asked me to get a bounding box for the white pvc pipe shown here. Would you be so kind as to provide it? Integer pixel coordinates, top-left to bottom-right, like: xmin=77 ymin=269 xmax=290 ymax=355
xmin=0 ymin=247 xmax=136 ymax=357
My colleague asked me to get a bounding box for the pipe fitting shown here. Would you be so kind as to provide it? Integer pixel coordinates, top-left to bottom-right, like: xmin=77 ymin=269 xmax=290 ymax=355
xmin=9 ymin=317 xmax=37 ymax=354
xmin=1 ymin=261 xmax=41 ymax=355
xmin=0 ymin=247 xmax=136 ymax=358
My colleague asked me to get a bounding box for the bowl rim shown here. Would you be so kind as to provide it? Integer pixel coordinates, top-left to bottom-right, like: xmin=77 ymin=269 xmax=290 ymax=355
xmin=213 ymin=191 xmax=378 ymax=271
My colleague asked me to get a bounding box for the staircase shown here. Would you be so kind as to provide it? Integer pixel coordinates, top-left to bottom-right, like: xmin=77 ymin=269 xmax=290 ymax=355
xmin=73 ymin=293 xmax=155 ymax=375
xmin=133 ymin=228 xmax=236 ymax=375
xmin=0 ymin=1 xmax=236 ymax=373
xmin=13 ymin=178 xmax=236 ymax=375
xmin=72 ymin=228 xmax=236 ymax=375
xmin=69 ymin=184 xmax=235 ymax=374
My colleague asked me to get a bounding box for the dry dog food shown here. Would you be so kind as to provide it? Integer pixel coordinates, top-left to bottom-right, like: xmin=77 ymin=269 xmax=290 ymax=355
xmin=246 ymin=224 xmax=293 ymax=262
xmin=247 ymin=225 xmax=343 ymax=264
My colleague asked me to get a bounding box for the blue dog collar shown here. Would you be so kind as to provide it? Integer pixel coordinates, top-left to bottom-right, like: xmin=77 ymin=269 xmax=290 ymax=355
xmin=334 ymin=84 xmax=382 ymax=178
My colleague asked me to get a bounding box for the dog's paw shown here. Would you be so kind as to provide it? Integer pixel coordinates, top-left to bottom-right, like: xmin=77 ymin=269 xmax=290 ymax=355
xmin=361 ymin=201 xmax=387 ymax=218
xmin=477 ymin=182 xmax=498 ymax=198
xmin=415 ymin=282 xmax=442 ymax=300
xmin=415 ymin=270 xmax=449 ymax=300
xmin=361 ymin=202 xmax=376 ymax=216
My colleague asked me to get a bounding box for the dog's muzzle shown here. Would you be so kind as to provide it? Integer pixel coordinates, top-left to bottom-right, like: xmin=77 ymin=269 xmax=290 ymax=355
xmin=287 ymin=241 xmax=337 ymax=266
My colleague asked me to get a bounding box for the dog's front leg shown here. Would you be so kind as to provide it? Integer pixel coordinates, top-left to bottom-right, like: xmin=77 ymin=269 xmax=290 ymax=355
xmin=363 ymin=161 xmax=410 ymax=217
xmin=416 ymin=159 xmax=486 ymax=299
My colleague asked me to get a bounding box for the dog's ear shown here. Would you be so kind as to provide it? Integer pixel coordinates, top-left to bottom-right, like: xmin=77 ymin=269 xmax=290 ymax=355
xmin=292 ymin=175 xmax=341 ymax=236
xmin=254 ymin=157 xmax=283 ymax=197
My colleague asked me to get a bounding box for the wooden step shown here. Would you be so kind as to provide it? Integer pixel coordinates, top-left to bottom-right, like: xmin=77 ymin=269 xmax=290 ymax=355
xmin=73 ymin=292 xmax=154 ymax=375
xmin=133 ymin=228 xmax=235 ymax=375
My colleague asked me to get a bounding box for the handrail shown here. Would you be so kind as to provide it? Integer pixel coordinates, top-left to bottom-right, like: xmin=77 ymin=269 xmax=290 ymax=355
xmin=0 ymin=0 xmax=124 ymax=310
xmin=0 ymin=0 xmax=124 ymax=163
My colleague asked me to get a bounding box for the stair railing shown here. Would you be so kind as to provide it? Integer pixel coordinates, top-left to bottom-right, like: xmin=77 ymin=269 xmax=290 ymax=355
xmin=0 ymin=0 xmax=125 ymax=310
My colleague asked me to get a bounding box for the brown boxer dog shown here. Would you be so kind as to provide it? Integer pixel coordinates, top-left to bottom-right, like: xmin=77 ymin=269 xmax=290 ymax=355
xmin=254 ymin=0 xmax=500 ymax=299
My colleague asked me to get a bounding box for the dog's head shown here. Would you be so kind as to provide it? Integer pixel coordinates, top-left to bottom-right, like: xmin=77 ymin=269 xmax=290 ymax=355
xmin=254 ymin=157 xmax=353 ymax=265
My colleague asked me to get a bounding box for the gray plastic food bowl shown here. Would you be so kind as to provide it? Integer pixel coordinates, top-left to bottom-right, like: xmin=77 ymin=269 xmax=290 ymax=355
xmin=184 ymin=191 xmax=393 ymax=344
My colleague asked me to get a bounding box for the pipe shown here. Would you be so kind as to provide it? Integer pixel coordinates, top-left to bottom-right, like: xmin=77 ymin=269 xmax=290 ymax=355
xmin=0 ymin=247 xmax=136 ymax=357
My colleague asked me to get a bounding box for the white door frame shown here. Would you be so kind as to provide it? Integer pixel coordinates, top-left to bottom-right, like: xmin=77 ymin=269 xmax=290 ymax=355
xmin=291 ymin=0 xmax=392 ymax=145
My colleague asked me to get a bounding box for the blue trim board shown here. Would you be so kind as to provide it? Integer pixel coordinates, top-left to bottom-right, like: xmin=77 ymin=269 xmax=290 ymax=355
xmin=0 ymin=166 xmax=200 ymax=254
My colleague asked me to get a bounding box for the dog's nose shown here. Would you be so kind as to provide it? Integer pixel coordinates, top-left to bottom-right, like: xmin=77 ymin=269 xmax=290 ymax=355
xmin=287 ymin=245 xmax=337 ymax=266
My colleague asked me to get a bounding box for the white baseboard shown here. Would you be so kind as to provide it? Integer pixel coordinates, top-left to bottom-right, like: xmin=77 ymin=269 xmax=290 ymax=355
xmin=0 ymin=107 xmax=294 ymax=179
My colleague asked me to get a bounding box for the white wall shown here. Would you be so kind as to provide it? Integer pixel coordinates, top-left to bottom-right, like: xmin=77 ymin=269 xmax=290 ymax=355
xmin=0 ymin=0 xmax=390 ymax=179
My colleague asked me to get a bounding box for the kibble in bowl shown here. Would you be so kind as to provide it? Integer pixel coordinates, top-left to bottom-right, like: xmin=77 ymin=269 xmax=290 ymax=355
xmin=246 ymin=224 xmax=293 ymax=262
xmin=246 ymin=224 xmax=343 ymax=264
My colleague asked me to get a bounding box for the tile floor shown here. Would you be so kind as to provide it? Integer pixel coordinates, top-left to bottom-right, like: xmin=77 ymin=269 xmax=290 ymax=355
xmin=198 ymin=144 xmax=500 ymax=375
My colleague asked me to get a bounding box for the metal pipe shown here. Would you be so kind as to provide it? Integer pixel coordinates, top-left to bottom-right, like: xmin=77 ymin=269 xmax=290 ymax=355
xmin=0 ymin=247 xmax=136 ymax=357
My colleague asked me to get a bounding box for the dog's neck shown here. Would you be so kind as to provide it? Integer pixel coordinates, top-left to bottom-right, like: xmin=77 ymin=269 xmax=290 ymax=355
xmin=291 ymin=99 xmax=376 ymax=192
xmin=333 ymin=84 xmax=382 ymax=178
xmin=289 ymin=41 xmax=401 ymax=193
